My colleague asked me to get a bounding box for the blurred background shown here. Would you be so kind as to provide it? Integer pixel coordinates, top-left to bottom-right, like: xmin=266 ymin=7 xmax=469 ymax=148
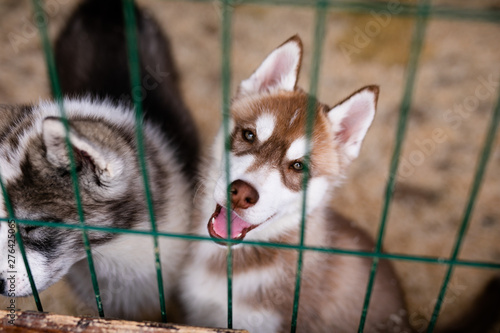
xmin=0 ymin=0 xmax=499 ymax=331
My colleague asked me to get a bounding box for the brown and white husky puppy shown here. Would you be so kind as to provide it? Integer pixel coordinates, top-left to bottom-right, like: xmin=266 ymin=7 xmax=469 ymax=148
xmin=182 ymin=35 xmax=500 ymax=333
xmin=181 ymin=35 xmax=412 ymax=332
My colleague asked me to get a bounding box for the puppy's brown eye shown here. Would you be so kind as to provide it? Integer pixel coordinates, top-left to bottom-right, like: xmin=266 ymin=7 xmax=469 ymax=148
xmin=243 ymin=130 xmax=256 ymax=143
xmin=291 ymin=161 xmax=304 ymax=171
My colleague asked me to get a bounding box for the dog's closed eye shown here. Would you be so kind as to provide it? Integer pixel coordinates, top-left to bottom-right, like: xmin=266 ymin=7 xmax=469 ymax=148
xmin=23 ymin=217 xmax=64 ymax=234
xmin=22 ymin=225 xmax=40 ymax=235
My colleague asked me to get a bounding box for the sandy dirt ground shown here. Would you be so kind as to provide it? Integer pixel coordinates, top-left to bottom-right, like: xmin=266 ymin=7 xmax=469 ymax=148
xmin=0 ymin=0 xmax=499 ymax=331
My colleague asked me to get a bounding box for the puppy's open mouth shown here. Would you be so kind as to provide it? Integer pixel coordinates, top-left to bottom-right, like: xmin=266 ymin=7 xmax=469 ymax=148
xmin=207 ymin=204 xmax=261 ymax=245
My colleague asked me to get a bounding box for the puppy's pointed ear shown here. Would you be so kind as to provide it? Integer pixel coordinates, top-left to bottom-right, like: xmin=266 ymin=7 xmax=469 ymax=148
xmin=238 ymin=35 xmax=303 ymax=97
xmin=42 ymin=117 xmax=123 ymax=182
xmin=327 ymin=86 xmax=379 ymax=162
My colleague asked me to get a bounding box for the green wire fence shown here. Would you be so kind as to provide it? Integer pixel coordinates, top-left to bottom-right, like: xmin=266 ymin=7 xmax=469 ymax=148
xmin=0 ymin=0 xmax=499 ymax=332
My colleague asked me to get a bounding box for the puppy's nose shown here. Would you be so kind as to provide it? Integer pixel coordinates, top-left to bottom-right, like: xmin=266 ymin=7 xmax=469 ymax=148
xmin=230 ymin=180 xmax=259 ymax=209
xmin=0 ymin=278 xmax=5 ymax=295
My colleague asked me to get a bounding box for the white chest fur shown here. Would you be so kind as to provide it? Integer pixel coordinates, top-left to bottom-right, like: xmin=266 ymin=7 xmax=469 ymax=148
xmin=182 ymin=242 xmax=283 ymax=332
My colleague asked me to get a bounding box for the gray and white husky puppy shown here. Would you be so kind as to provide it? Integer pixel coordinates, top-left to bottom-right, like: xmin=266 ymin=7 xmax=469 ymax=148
xmin=0 ymin=0 xmax=196 ymax=322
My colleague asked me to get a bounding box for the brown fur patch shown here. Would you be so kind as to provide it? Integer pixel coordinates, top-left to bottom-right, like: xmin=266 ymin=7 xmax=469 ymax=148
xmin=230 ymin=90 xmax=342 ymax=192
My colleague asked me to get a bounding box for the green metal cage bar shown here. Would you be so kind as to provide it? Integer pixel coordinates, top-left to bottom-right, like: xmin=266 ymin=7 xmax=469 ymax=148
xmin=220 ymin=0 xmax=235 ymax=328
xmin=358 ymin=0 xmax=431 ymax=330
xmin=290 ymin=2 xmax=327 ymax=331
xmin=0 ymin=0 xmax=496 ymax=332
xmin=122 ymin=0 xmax=168 ymax=322
xmin=426 ymin=73 xmax=500 ymax=333
xmin=3 ymin=216 xmax=500 ymax=270
xmin=160 ymin=0 xmax=500 ymax=23
xmin=0 ymin=166 xmax=43 ymax=312
xmin=30 ymin=0 xmax=106 ymax=317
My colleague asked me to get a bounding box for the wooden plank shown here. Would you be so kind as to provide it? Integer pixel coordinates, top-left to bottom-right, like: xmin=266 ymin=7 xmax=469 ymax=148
xmin=0 ymin=310 xmax=248 ymax=333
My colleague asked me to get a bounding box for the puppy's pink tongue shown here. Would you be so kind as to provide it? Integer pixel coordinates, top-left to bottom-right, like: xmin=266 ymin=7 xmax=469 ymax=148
xmin=209 ymin=205 xmax=253 ymax=240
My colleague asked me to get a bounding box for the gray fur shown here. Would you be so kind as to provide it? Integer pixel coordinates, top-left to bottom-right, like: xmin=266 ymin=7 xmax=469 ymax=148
xmin=0 ymin=99 xmax=191 ymax=321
